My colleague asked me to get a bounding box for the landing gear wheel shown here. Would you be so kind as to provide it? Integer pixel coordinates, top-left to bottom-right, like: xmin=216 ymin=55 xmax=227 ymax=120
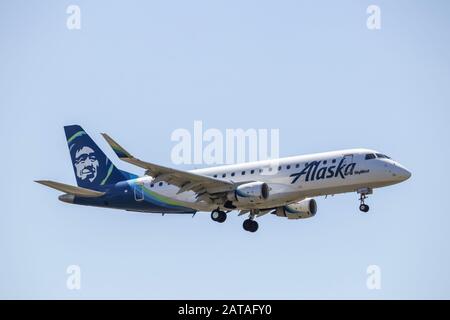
xmin=359 ymin=204 xmax=369 ymax=212
xmin=243 ymin=219 xmax=258 ymax=232
xmin=211 ymin=210 xmax=227 ymax=223
xmin=358 ymin=190 xmax=371 ymax=213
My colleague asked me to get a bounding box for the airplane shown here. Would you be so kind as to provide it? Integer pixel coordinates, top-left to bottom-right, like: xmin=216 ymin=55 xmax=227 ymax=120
xmin=36 ymin=125 xmax=411 ymax=232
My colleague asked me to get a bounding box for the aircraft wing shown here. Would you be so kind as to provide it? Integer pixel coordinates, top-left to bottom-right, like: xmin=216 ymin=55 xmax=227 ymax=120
xmin=101 ymin=133 xmax=235 ymax=197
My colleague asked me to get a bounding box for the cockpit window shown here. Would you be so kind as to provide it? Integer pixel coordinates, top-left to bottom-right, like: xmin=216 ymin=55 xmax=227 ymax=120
xmin=375 ymin=153 xmax=391 ymax=159
xmin=365 ymin=153 xmax=376 ymax=160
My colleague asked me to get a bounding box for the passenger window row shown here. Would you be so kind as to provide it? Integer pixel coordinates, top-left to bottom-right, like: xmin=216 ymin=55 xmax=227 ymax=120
xmin=150 ymin=182 xmax=164 ymax=188
xmin=211 ymin=159 xmax=336 ymax=178
xmin=149 ymin=158 xmax=341 ymax=186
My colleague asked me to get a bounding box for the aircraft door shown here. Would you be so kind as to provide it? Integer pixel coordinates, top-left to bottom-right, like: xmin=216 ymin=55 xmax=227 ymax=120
xmin=343 ymin=153 xmax=354 ymax=165
xmin=342 ymin=153 xmax=355 ymax=179
xmin=134 ymin=183 xmax=144 ymax=201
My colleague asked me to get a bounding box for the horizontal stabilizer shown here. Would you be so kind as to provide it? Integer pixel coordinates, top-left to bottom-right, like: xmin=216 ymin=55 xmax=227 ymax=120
xmin=35 ymin=180 xmax=105 ymax=197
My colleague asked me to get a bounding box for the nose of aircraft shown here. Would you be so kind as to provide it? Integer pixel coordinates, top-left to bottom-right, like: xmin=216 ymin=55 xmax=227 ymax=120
xmin=393 ymin=163 xmax=411 ymax=181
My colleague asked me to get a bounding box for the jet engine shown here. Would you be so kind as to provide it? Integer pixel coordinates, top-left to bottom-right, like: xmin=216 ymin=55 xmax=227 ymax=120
xmin=227 ymin=182 xmax=269 ymax=204
xmin=274 ymin=198 xmax=317 ymax=219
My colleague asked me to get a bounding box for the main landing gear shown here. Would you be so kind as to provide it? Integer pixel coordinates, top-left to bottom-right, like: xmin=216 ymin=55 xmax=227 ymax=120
xmin=243 ymin=211 xmax=259 ymax=233
xmin=210 ymin=208 xmax=259 ymax=232
xmin=358 ymin=188 xmax=372 ymax=213
xmin=243 ymin=219 xmax=258 ymax=232
xmin=211 ymin=209 xmax=227 ymax=223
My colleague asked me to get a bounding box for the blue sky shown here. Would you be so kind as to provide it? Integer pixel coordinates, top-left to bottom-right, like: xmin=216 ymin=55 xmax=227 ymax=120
xmin=1 ymin=0 xmax=450 ymax=299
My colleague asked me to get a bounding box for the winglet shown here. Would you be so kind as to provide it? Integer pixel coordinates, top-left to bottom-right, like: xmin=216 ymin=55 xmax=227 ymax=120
xmin=101 ymin=133 xmax=154 ymax=172
xmin=101 ymin=133 xmax=133 ymax=159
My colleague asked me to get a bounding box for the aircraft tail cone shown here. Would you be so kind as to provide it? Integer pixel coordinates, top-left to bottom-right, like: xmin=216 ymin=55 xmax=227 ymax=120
xmin=58 ymin=194 xmax=75 ymax=204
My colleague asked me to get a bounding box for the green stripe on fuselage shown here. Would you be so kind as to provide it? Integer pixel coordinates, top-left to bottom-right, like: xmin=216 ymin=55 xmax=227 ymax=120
xmin=141 ymin=185 xmax=185 ymax=207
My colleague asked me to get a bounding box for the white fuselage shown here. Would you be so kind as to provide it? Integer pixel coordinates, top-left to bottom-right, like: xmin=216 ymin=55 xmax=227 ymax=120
xmin=132 ymin=148 xmax=411 ymax=212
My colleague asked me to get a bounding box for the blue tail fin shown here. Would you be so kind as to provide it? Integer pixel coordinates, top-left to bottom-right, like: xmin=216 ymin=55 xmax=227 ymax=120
xmin=64 ymin=125 xmax=134 ymax=190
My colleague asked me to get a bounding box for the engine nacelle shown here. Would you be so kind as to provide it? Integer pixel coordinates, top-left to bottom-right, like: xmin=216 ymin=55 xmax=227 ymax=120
xmin=274 ymin=198 xmax=317 ymax=219
xmin=227 ymin=182 xmax=269 ymax=204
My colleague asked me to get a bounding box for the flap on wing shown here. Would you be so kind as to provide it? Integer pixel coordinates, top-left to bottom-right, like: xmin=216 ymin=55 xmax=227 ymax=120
xmin=35 ymin=180 xmax=105 ymax=197
xmin=101 ymin=133 xmax=234 ymax=194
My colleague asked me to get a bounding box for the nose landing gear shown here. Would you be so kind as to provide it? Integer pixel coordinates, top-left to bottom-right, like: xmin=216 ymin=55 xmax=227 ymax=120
xmin=359 ymin=202 xmax=370 ymax=212
xmin=357 ymin=188 xmax=372 ymax=213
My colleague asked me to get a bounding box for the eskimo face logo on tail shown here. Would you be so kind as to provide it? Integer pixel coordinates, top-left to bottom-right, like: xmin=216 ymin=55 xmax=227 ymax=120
xmin=73 ymin=146 xmax=99 ymax=182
